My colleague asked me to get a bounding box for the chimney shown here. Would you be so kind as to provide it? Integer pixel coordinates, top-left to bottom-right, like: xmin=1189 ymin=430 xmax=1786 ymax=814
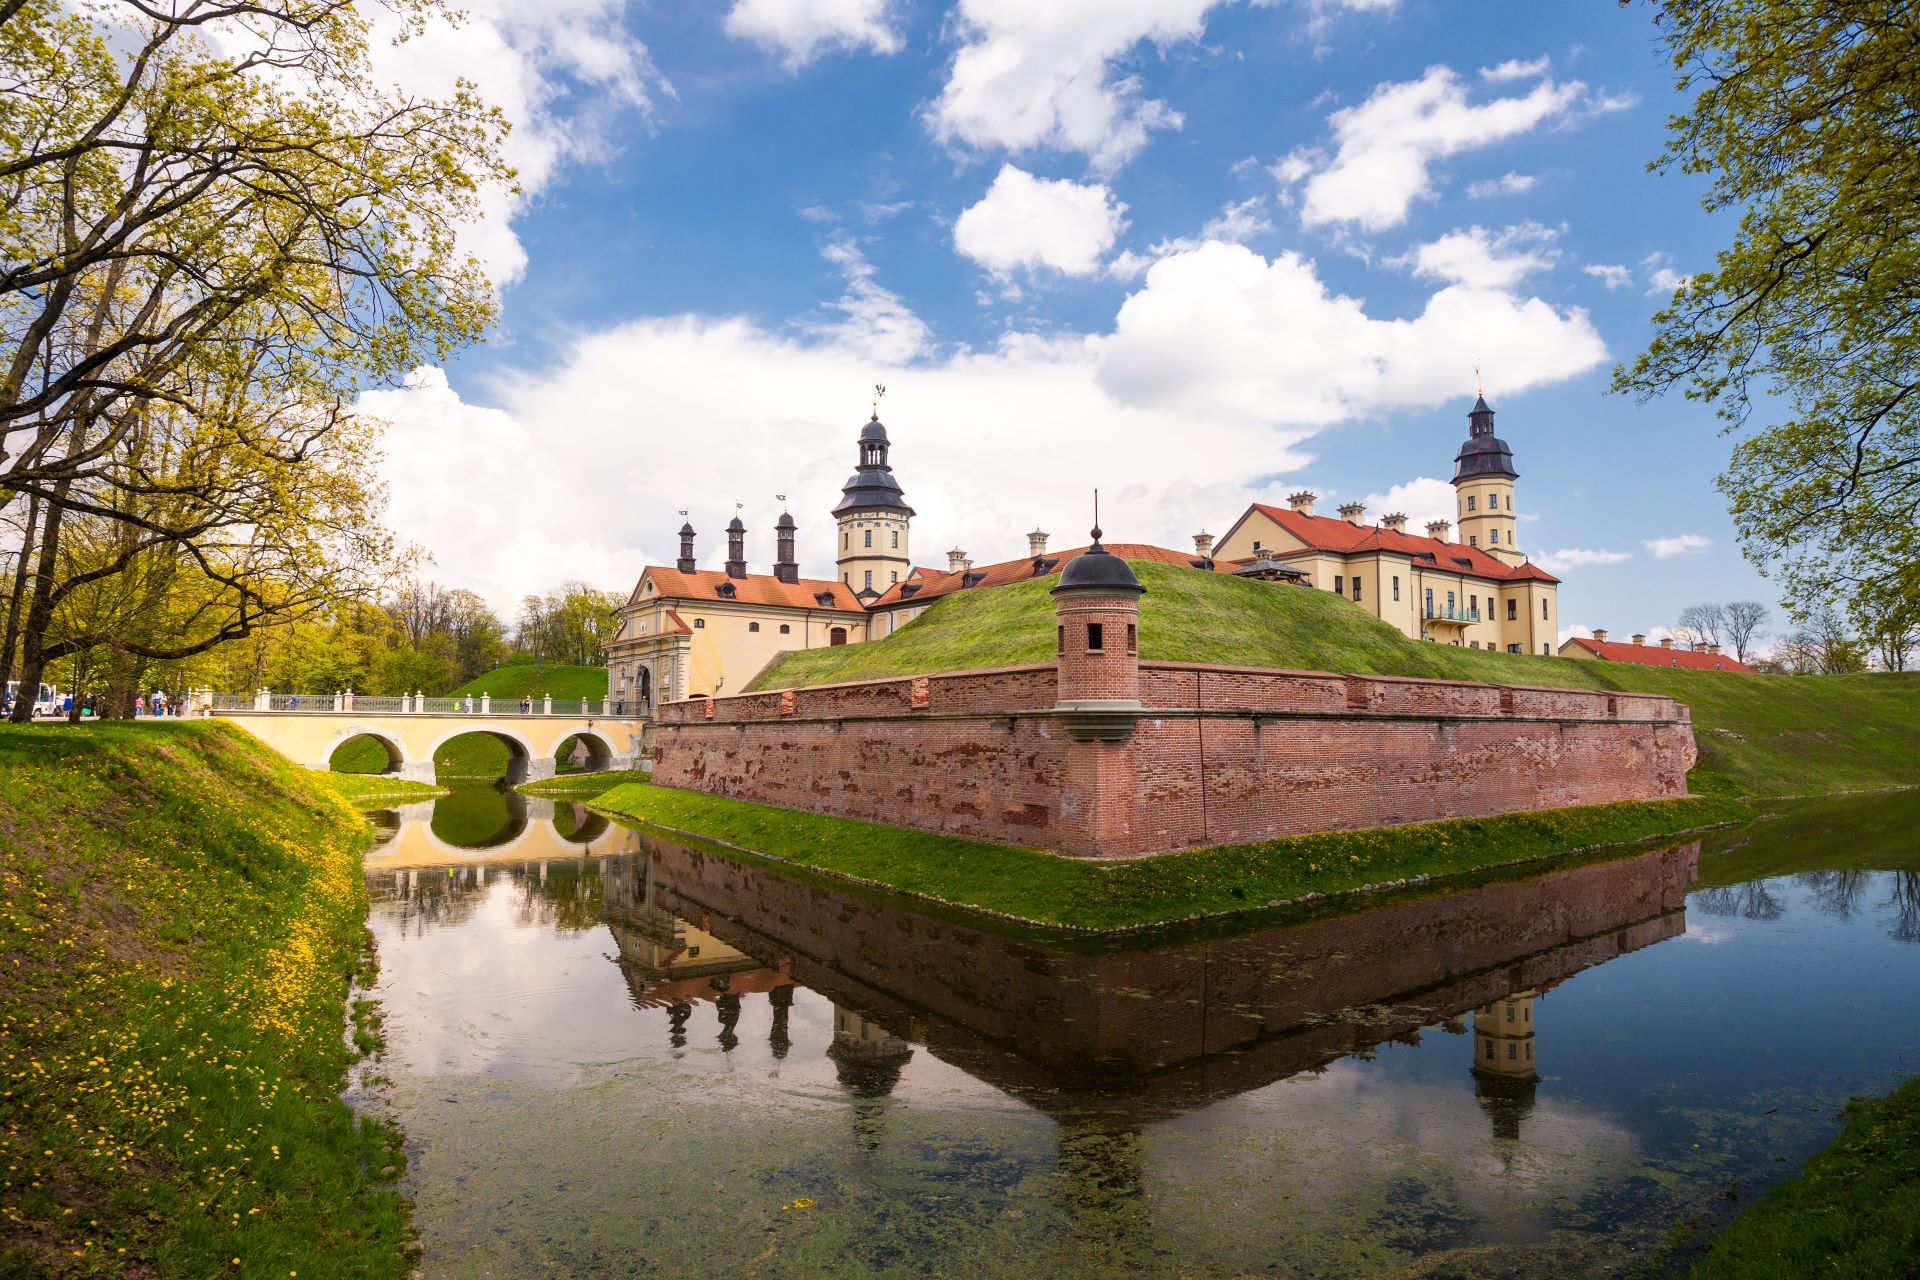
xmin=1381 ymin=512 xmax=1408 ymax=533
xmin=774 ymin=512 xmax=798 ymax=584
xmin=947 ymin=547 xmax=969 ymax=574
xmin=1592 ymin=628 xmax=1609 ymax=644
xmin=1706 ymin=643 xmax=1721 ymax=655
xmin=1287 ymin=490 xmax=1318 ymax=516
xmin=1659 ymin=636 xmax=1675 ymax=650
xmin=1337 ymin=501 xmax=1365 ymax=526
xmin=1193 ymin=530 xmax=1214 ymax=559
xmin=1426 ymin=519 xmax=1452 ymax=543
xmin=1631 ymin=632 xmax=1647 ymax=646
xmin=725 ymin=516 xmax=747 ymax=580
xmin=676 ymin=522 xmax=697 ymax=574
xmin=1028 ymin=528 xmax=1049 ymax=557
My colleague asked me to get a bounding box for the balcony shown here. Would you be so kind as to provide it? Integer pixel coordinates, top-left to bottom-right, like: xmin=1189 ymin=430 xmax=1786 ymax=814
xmin=1422 ymin=606 xmax=1480 ymax=630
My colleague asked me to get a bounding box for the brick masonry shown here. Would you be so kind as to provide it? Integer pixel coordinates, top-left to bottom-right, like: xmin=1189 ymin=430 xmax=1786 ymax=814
xmin=651 ymin=648 xmax=1698 ymax=857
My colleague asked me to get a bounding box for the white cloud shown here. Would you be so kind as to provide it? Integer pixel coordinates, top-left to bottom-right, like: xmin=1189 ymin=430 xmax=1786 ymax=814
xmin=1395 ymin=223 xmax=1556 ymax=289
xmin=359 ymin=241 xmax=1609 ymax=609
xmin=813 ymin=236 xmax=932 ymax=362
xmin=1297 ymin=64 xmax=1590 ymax=230
xmin=952 ymin=166 xmax=1130 ymax=277
xmin=1201 ymin=196 xmax=1274 ymax=243
xmin=1644 ymin=533 xmax=1710 ymax=558
xmin=1647 ymin=266 xmax=1692 ymax=296
xmin=926 ymin=0 xmax=1222 ymax=171
xmin=363 ymin=1 xmax=670 ymax=287
xmin=1481 ymin=56 xmax=1550 ymax=82
xmin=1362 ymin=477 xmax=1456 ymax=530
xmin=1583 ymin=262 xmax=1631 ymax=290
xmin=1534 ymin=547 xmax=1632 ymax=575
xmin=1097 ymin=242 xmax=1607 ymax=424
xmin=724 ymin=0 xmax=901 ymax=67
xmin=1465 ymin=171 xmax=1536 ymax=198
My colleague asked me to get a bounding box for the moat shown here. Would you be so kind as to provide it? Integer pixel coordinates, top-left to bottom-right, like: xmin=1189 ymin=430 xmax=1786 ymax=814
xmin=359 ymin=784 xmax=1920 ymax=1278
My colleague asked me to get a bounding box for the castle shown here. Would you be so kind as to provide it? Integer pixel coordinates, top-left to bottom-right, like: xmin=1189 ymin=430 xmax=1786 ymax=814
xmin=604 ymin=395 xmax=1561 ymax=708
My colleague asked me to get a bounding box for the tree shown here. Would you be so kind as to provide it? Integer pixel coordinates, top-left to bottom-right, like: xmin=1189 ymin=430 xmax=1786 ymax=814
xmin=1721 ymin=599 xmax=1769 ymax=664
xmin=515 ymin=583 xmax=620 ymax=667
xmin=1772 ymin=607 xmax=1867 ymax=675
xmin=1616 ymin=1 xmax=1919 ymax=631
xmin=1850 ymin=568 xmax=1919 ymax=671
xmin=1675 ymin=602 xmax=1725 ymax=650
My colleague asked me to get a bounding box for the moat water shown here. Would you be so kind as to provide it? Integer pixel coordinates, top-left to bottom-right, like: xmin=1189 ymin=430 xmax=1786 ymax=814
xmin=358 ymin=783 xmax=1920 ymax=1279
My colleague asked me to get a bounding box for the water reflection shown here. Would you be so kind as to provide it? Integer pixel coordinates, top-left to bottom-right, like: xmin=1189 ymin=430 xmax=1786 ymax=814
xmin=361 ymin=787 xmax=1920 ymax=1279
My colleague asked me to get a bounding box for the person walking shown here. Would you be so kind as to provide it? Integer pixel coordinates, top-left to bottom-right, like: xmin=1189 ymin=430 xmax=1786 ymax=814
xmin=520 ymin=694 xmax=532 ymax=715
xmin=134 ymin=694 xmax=146 ymax=717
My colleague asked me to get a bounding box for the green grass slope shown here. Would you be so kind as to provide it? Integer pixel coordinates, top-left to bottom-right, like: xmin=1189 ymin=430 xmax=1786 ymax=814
xmin=0 ymin=720 xmax=411 ymax=1276
xmin=750 ymin=561 xmax=1920 ymax=798
xmin=450 ymin=663 xmax=606 ymax=701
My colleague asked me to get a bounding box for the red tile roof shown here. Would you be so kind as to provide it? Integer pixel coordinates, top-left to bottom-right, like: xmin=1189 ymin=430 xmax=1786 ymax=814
xmin=638 ymin=566 xmax=865 ymax=612
xmin=1560 ymin=636 xmax=1755 ymax=672
xmin=869 ymin=542 xmax=1222 ymax=611
xmin=1245 ymin=503 xmax=1560 ymax=584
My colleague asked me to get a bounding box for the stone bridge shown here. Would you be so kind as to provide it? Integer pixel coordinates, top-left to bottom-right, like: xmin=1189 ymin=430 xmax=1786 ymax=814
xmin=212 ymin=700 xmax=648 ymax=782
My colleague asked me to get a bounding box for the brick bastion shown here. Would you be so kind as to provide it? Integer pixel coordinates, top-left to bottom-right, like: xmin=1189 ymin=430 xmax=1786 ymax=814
xmin=650 ymin=545 xmax=1698 ymax=858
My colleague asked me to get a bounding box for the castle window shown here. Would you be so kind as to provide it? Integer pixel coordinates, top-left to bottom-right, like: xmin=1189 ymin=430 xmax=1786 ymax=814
xmin=1470 ymin=536 xmax=1478 ymax=547
xmin=1508 ymin=644 xmax=1521 ymax=653
xmin=748 ymin=622 xmax=760 ymax=632
xmin=1490 ymin=529 xmax=1500 ymax=544
xmin=1127 ymin=623 xmax=1137 ymax=654
xmin=1352 ymin=578 xmax=1361 ymax=602
xmin=1466 ymin=495 xmax=1477 ymax=512
xmin=864 ymin=569 xmax=874 ymax=590
xmin=1057 ymin=625 xmax=1065 ymax=655
xmin=843 ymin=532 xmax=848 ymax=549
xmin=1087 ymin=622 xmax=1104 ymax=653
xmin=1252 ymin=540 xmax=1262 ymax=551
xmin=1447 ymin=591 xmax=1456 ymax=612
xmin=891 ymin=531 xmax=898 ymax=548
xmin=1507 ymin=599 xmax=1517 ymax=621
xmin=1334 ymin=575 xmax=1344 ymax=595
xmin=693 ymin=618 xmax=705 ymax=628
xmin=1392 ymin=576 xmax=1400 ymax=601
xmin=890 ymin=571 xmax=898 ymax=584
xmin=1425 ymin=587 xmax=1434 ymax=613
xmin=1489 ymin=494 xmax=1499 ymax=510
xmin=779 ymin=624 xmax=791 ymax=635
xmin=864 ymin=530 xmax=872 ymax=548
xmin=829 ymin=627 xmax=847 ymax=646
xmin=1542 ymin=599 xmax=1550 ymax=620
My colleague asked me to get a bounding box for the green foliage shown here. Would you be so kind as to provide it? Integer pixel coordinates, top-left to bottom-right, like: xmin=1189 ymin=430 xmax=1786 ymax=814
xmin=0 ymin=720 xmax=413 ymax=1276
xmin=593 ymin=781 xmax=1747 ymax=931
xmin=514 ymin=584 xmax=621 ymax=668
xmin=1616 ymin=0 xmax=1919 ymax=633
xmin=517 ymin=769 xmax=652 ymax=799
xmin=752 ymin=561 xmax=1920 ymax=797
xmin=1687 ymin=1075 xmax=1920 ymax=1279
xmin=316 ymin=771 xmax=445 ymax=802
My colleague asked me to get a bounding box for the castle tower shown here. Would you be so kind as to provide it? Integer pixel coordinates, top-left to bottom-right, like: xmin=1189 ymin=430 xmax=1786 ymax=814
xmin=832 ymin=411 xmax=914 ymax=597
xmin=774 ymin=512 xmax=799 ymax=583
xmin=675 ymin=521 xmax=696 ymax=574
xmin=1471 ymin=990 xmax=1540 ymax=1142
xmin=1452 ymin=395 xmax=1522 ymax=565
xmin=1051 ymin=529 xmax=1146 ymax=720
xmin=725 ymin=515 xmax=747 ymax=579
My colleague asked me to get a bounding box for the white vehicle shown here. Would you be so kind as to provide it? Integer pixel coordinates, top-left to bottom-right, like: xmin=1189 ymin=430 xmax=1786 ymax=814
xmin=3 ymin=680 xmax=60 ymax=717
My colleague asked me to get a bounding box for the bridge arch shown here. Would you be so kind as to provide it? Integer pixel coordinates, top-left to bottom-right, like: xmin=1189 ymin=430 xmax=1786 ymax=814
xmin=322 ymin=726 xmax=411 ymax=776
xmin=543 ymin=726 xmax=620 ymax=774
xmin=426 ymin=725 xmax=540 ymax=783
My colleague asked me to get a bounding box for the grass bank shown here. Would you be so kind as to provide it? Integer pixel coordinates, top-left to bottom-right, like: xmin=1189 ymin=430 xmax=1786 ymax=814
xmin=750 ymin=562 xmax=1920 ymax=798
xmin=316 ymin=772 xmax=445 ymax=802
xmin=1687 ymin=1076 xmax=1920 ymax=1278
xmin=449 ymin=662 xmax=605 ymax=702
xmin=592 ymin=781 xmax=1746 ymax=931
xmin=518 ymin=769 xmax=650 ymax=799
xmin=0 ymin=720 xmax=411 ymax=1278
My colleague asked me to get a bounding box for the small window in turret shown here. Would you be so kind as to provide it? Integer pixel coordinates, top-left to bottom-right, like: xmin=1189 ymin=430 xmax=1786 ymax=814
xmin=1466 ymin=495 xmax=1477 ymax=511
xmin=1057 ymin=625 xmax=1065 ymax=655
xmin=1126 ymin=624 xmax=1137 ymax=654
xmin=1087 ymin=622 xmax=1104 ymax=653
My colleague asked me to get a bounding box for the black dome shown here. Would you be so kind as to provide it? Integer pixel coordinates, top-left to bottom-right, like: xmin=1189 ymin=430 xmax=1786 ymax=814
xmin=859 ymin=417 xmax=889 ymax=443
xmin=1452 ymin=395 xmax=1518 ymax=483
xmin=727 ymin=516 xmax=745 ymax=531
xmin=1052 ymin=530 xmax=1145 ymax=595
xmin=834 ymin=413 xmax=915 ymax=517
xmin=776 ymin=512 xmax=796 ymax=529
xmin=678 ymin=521 xmax=695 ymax=535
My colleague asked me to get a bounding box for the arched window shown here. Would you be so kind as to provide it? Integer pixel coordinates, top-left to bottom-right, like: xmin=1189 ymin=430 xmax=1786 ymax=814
xmin=779 ymin=623 xmax=791 ymax=635
xmin=748 ymin=621 xmax=760 ymax=632
xmin=693 ymin=618 xmax=705 ymax=628
xmin=829 ymin=627 xmax=847 ymax=646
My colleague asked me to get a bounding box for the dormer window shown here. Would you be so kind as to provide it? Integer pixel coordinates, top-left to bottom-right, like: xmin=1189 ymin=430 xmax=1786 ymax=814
xmin=714 ymin=581 xmax=736 ymax=598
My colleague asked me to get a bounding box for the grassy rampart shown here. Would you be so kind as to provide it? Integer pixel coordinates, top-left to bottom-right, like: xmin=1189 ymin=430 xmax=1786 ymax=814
xmin=0 ymin=721 xmax=411 ymax=1277
xmin=448 ymin=663 xmax=605 ymax=701
xmin=592 ymin=780 xmax=1746 ymax=931
xmin=749 ymin=562 xmax=1919 ymax=798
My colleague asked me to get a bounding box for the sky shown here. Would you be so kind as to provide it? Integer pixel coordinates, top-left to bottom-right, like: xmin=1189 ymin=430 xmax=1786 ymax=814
xmin=354 ymin=0 xmax=1770 ymax=647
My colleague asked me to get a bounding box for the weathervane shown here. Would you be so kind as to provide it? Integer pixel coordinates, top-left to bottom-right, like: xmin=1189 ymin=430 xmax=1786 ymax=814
xmin=775 ymin=493 xmax=788 ymax=510
xmin=677 ymin=509 xmax=687 ymax=517
xmin=1475 ymin=360 xmax=1483 ymax=396
xmin=872 ymin=382 xmax=886 ymax=416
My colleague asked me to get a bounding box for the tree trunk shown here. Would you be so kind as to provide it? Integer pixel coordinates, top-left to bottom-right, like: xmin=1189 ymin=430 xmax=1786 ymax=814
xmin=0 ymin=490 xmax=39 ymax=684
xmin=8 ymin=486 xmax=67 ymax=723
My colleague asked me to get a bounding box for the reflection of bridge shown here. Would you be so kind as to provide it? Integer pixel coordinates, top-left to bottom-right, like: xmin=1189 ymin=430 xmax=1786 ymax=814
xmin=212 ymin=705 xmax=647 ymax=781
xmin=363 ymin=795 xmax=619 ymax=866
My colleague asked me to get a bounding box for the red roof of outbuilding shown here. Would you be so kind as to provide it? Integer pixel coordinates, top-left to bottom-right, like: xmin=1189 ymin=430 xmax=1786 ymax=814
xmin=1245 ymin=503 xmax=1560 ymax=584
xmin=1560 ymin=636 xmax=1754 ymax=672
xmin=638 ymin=566 xmax=865 ymax=612
xmin=868 ymin=542 xmax=1222 ymax=611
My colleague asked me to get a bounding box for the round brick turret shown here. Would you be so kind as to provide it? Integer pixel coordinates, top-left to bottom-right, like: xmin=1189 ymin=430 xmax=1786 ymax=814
xmin=1051 ymin=530 xmax=1145 ymax=740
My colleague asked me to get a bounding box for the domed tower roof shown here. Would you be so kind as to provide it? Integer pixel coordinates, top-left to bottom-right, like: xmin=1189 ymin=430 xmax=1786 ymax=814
xmin=1052 ymin=528 xmax=1145 ymax=595
xmin=775 ymin=511 xmax=796 ymax=530
xmin=832 ymin=412 xmax=916 ymax=518
xmin=726 ymin=515 xmax=746 ymax=531
xmin=1452 ymin=394 xmax=1518 ymax=484
xmin=678 ymin=521 xmax=695 ymax=536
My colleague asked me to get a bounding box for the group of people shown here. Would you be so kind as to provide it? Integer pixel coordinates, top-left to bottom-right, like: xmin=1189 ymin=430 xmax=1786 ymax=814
xmin=134 ymin=691 xmax=182 ymax=717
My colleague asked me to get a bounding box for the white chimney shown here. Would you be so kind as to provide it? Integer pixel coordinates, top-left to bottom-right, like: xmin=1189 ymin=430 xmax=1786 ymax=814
xmin=1193 ymin=530 xmax=1214 ymax=559
xmin=1287 ymin=490 xmax=1318 ymax=516
xmin=1631 ymin=632 xmax=1647 ymax=646
xmin=1027 ymin=529 xmax=1049 ymax=557
xmin=1381 ymin=512 xmax=1408 ymax=533
xmin=947 ymin=547 xmax=969 ymax=573
xmin=1337 ymin=501 xmax=1366 ymax=526
xmin=1426 ymin=519 xmax=1452 ymax=543
xmin=1659 ymin=637 xmax=1675 ymax=650
xmin=1592 ymin=628 xmax=1609 ymax=643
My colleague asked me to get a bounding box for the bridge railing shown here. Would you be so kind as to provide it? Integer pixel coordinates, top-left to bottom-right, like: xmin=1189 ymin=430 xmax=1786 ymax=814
xmin=201 ymin=689 xmax=646 ymax=718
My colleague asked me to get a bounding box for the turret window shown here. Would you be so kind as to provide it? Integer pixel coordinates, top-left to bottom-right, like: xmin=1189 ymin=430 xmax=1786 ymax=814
xmin=865 ymin=530 xmax=872 ymax=547
xmin=1127 ymin=623 xmax=1137 ymax=654
xmin=1466 ymin=495 xmax=1477 ymax=512
xmin=891 ymin=531 xmax=898 ymax=548
xmin=864 ymin=570 xmax=874 ymax=590
xmin=1542 ymin=599 xmax=1550 ymax=620
xmin=1489 ymin=494 xmax=1499 ymax=510
xmin=1087 ymin=622 xmax=1105 ymax=653
xmin=1490 ymin=529 xmax=1500 ymax=544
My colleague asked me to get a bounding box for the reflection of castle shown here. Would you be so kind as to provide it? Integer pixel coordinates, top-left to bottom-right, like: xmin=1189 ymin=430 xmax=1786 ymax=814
xmin=1471 ymin=990 xmax=1541 ymax=1143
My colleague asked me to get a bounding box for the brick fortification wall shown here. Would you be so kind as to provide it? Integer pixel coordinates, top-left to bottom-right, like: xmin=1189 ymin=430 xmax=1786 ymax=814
xmin=651 ymin=658 xmax=1697 ymax=858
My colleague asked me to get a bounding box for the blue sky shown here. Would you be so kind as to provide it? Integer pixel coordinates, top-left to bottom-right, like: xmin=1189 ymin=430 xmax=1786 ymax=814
xmin=359 ymin=0 xmax=1771 ymax=646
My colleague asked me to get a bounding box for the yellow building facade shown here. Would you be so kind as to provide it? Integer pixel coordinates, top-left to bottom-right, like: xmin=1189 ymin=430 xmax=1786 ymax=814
xmin=1213 ymin=397 xmax=1560 ymax=653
